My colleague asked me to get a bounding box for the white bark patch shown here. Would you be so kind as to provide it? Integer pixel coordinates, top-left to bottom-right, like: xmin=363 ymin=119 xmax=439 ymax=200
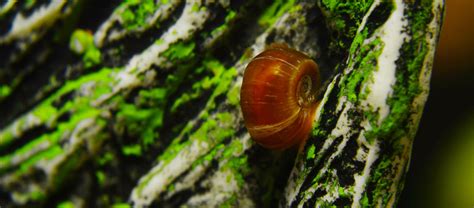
xmin=185 ymin=169 xmax=240 ymax=206
xmin=330 ymin=103 xmax=353 ymax=138
xmin=0 ymin=0 xmax=68 ymax=43
xmin=94 ymin=0 xmax=181 ymax=47
xmin=361 ymin=0 xmax=408 ymax=124
xmin=42 ymin=118 xmax=101 ymax=175
xmin=185 ymin=134 xmax=253 ymax=207
xmin=356 ymin=0 xmax=381 ymax=35
xmin=112 ymin=0 xmax=209 ymax=92
xmin=165 ymin=158 xmax=211 ymax=197
xmin=351 ymin=137 xmax=380 ymax=208
xmin=131 ymin=140 xmax=211 ymax=207
xmin=0 ymin=0 xmax=17 ymax=16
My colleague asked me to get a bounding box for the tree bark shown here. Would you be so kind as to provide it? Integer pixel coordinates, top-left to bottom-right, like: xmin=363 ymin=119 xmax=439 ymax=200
xmin=0 ymin=0 xmax=444 ymax=207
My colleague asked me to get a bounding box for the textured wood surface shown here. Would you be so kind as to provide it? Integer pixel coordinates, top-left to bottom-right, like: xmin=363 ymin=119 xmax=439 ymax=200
xmin=0 ymin=0 xmax=444 ymax=207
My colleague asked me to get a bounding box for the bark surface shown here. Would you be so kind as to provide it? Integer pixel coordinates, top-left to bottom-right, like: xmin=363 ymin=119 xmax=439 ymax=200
xmin=0 ymin=0 xmax=444 ymax=207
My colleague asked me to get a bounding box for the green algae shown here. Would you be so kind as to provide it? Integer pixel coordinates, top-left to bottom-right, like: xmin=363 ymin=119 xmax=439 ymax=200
xmin=57 ymin=201 xmax=74 ymax=208
xmin=341 ymin=37 xmax=384 ymax=104
xmin=136 ymin=83 xmax=239 ymax=193
xmin=25 ymin=0 xmax=37 ymax=9
xmin=220 ymin=194 xmax=238 ymax=208
xmin=113 ymin=41 xmax=197 ymax=149
xmin=70 ymin=29 xmax=101 ymax=68
xmin=320 ymin=0 xmax=375 ymax=53
xmin=0 ymin=85 xmax=11 ymax=99
xmin=0 ymin=67 xmax=115 ymax=195
xmin=259 ymin=0 xmax=296 ymax=27
xmin=19 ymin=145 xmax=63 ymax=174
xmin=171 ymin=59 xmax=236 ymax=113
xmin=117 ymin=102 xmax=164 ymax=147
xmin=29 ymin=190 xmax=46 ymax=201
xmin=362 ymin=2 xmax=436 ymax=206
xmin=210 ymin=10 xmax=237 ymax=37
xmin=306 ymin=145 xmax=316 ymax=160
xmin=226 ymin=84 xmax=240 ymax=106
xmin=96 ymin=170 xmax=106 ymax=186
xmin=225 ymin=155 xmax=249 ymax=187
xmin=97 ymin=152 xmax=114 ymax=166
xmin=112 ymin=203 xmax=131 ymax=208
xmin=364 ymin=1 xmax=435 ymax=143
xmin=122 ymin=144 xmax=142 ymax=156
xmin=119 ymin=0 xmax=158 ymax=30
xmin=0 ymin=107 xmax=100 ymax=174
xmin=162 ymin=42 xmax=196 ymax=61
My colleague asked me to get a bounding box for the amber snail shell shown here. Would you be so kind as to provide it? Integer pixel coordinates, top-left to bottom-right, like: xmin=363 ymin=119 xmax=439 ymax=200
xmin=240 ymin=44 xmax=321 ymax=150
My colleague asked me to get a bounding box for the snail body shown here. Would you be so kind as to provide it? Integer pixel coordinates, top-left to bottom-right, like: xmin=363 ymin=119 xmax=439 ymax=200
xmin=240 ymin=44 xmax=321 ymax=150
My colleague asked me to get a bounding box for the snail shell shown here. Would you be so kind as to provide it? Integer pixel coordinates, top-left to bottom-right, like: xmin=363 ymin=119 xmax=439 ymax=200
xmin=240 ymin=44 xmax=321 ymax=150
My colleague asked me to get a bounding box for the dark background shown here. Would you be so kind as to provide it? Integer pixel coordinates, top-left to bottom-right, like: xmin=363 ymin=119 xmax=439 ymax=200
xmin=399 ymin=1 xmax=474 ymax=207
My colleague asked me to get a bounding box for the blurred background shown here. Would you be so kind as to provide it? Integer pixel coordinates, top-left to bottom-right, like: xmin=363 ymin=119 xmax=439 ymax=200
xmin=399 ymin=1 xmax=474 ymax=207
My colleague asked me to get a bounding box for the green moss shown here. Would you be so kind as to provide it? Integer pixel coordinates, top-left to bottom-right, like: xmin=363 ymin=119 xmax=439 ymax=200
xmin=44 ymin=67 xmax=115 ymax=105
xmin=191 ymin=3 xmax=200 ymax=12
xmin=320 ymin=0 xmax=374 ymax=35
xmin=210 ymin=10 xmax=237 ymax=37
xmin=0 ymin=85 xmax=11 ymax=98
xmin=225 ymin=155 xmax=249 ymax=187
xmin=112 ymin=203 xmax=131 ymax=208
xmin=326 ymin=2 xmax=437 ymax=203
xmin=364 ymin=0 xmax=435 ymax=143
xmin=306 ymin=145 xmax=316 ymax=160
xmin=117 ymin=102 xmax=163 ymax=147
xmin=119 ymin=0 xmax=157 ymax=30
xmin=0 ymin=131 xmax=14 ymax=151
xmin=320 ymin=0 xmax=374 ymax=53
xmin=171 ymin=59 xmax=236 ymax=113
xmin=369 ymin=157 xmax=393 ymax=205
xmin=360 ymin=192 xmax=370 ymax=207
xmin=57 ymin=201 xmax=75 ymax=208
xmin=350 ymin=28 xmax=368 ymax=55
xmin=167 ymin=183 xmax=175 ymax=192
xmin=28 ymin=190 xmax=46 ymax=202
xmin=190 ymin=143 xmax=224 ymax=170
xmin=222 ymin=140 xmax=243 ymax=159
xmin=258 ymin=0 xmax=295 ymax=27
xmin=19 ymin=145 xmax=63 ymax=173
xmin=33 ymin=104 xmax=58 ymax=123
xmin=96 ymin=170 xmax=106 ymax=186
xmin=156 ymin=139 xmax=189 ymax=163
xmin=122 ymin=144 xmax=142 ymax=156
xmin=258 ymin=0 xmax=296 ymax=27
xmin=69 ymin=29 xmax=94 ymax=54
xmin=226 ymin=85 xmax=240 ymax=106
xmin=25 ymin=0 xmax=37 ymax=9
xmin=341 ymin=37 xmax=384 ymax=103
xmin=154 ymin=38 xmax=164 ymax=45
xmin=83 ymin=48 xmax=101 ymax=68
xmin=338 ymin=187 xmax=347 ymax=197
xmin=0 ymin=67 xmax=115 ymax=179
xmin=69 ymin=29 xmax=101 ymax=68
xmin=220 ymin=194 xmax=237 ymax=208
xmin=219 ymin=139 xmax=249 ymax=188
xmin=162 ymin=42 xmax=196 ymax=61
xmin=97 ymin=152 xmax=114 ymax=166
xmin=52 ymin=149 xmax=84 ymax=189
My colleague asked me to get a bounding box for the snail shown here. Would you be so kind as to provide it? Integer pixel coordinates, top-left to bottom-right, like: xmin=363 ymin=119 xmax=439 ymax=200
xmin=240 ymin=44 xmax=321 ymax=150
